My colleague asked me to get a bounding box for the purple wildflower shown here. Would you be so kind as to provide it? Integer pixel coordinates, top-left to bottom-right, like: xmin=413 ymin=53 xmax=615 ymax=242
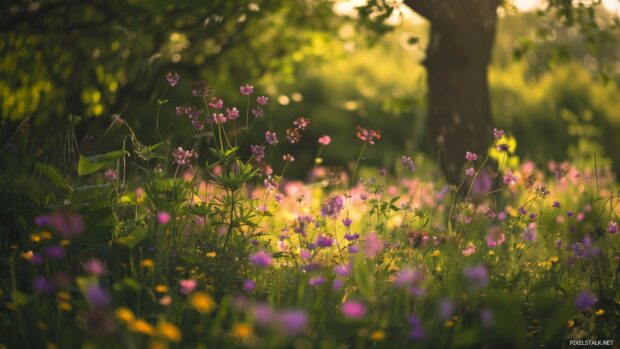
xmin=308 ymin=276 xmax=326 ymax=286
xmin=408 ymin=314 xmax=425 ymax=341
xmin=250 ymin=144 xmax=266 ymax=162
xmin=315 ymin=235 xmax=333 ymax=248
xmin=249 ymin=251 xmax=273 ymax=268
xmin=607 ymin=221 xmax=618 ymax=234
xmin=401 ymin=156 xmax=415 ymax=172
xmin=575 ymin=291 xmax=597 ymax=310
xmin=44 ymin=245 xmax=65 ymax=259
xmin=320 ymin=195 xmax=345 ymax=218
xmin=265 ymin=131 xmax=278 ymax=145
xmin=86 ymin=285 xmax=111 ymax=309
xmin=438 ymin=299 xmax=454 ymax=321
xmin=463 ymin=265 xmax=489 ymax=289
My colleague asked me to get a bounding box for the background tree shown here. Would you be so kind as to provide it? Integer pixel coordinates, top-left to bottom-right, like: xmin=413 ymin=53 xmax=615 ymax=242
xmin=357 ymin=0 xmax=619 ymax=183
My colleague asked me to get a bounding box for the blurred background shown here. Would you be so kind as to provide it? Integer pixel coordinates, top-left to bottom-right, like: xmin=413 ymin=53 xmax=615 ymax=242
xmin=1 ymin=0 xmax=620 ymax=180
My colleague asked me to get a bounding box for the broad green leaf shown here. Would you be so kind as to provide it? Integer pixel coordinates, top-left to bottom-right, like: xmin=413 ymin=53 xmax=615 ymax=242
xmin=78 ymin=150 xmax=127 ymax=176
xmin=116 ymin=225 xmax=149 ymax=248
xmin=35 ymin=162 xmax=73 ymax=192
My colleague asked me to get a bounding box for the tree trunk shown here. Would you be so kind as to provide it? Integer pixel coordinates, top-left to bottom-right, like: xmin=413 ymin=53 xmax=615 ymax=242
xmin=405 ymin=0 xmax=499 ymax=184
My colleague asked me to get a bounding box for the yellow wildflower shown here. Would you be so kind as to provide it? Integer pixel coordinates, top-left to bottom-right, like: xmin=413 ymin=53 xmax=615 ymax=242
xmin=141 ymin=259 xmax=154 ymax=268
xmin=431 ymin=250 xmax=441 ymax=257
xmin=158 ymin=322 xmax=182 ymax=342
xmin=445 ymin=320 xmax=454 ymax=328
xmin=58 ymin=301 xmax=72 ymax=312
xmin=129 ymin=319 xmax=156 ymax=336
xmin=231 ymin=323 xmax=253 ymax=340
xmin=595 ymin=309 xmax=605 ymax=316
xmin=206 ymin=252 xmax=217 ymax=258
xmin=20 ymin=251 xmax=33 ymax=260
xmin=115 ymin=307 xmax=135 ymax=323
xmin=189 ymin=292 xmax=215 ymax=314
xmin=567 ymin=319 xmax=575 ymax=328
xmin=155 ymin=285 xmax=168 ymax=293
xmin=40 ymin=231 xmax=53 ymax=240
xmin=369 ymin=330 xmax=386 ymax=341
xmin=30 ymin=234 xmax=41 ymax=243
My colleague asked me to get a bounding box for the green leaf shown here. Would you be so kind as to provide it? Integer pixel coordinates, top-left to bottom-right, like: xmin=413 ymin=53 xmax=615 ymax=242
xmin=35 ymin=162 xmax=73 ymax=192
xmin=72 ymin=184 xmax=111 ymax=203
xmin=116 ymin=225 xmax=149 ymax=248
xmin=78 ymin=150 xmax=127 ymax=176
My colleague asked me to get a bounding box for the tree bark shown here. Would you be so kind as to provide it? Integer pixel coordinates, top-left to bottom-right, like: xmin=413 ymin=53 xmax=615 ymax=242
xmin=406 ymin=0 xmax=500 ymax=184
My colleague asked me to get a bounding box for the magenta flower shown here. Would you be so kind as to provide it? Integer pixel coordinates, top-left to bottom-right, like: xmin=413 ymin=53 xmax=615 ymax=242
xmin=318 ymin=135 xmax=331 ymax=145
xmin=334 ymin=264 xmax=351 ymax=277
xmin=522 ymin=223 xmax=537 ymax=241
xmin=243 ymin=279 xmax=256 ymax=292
xmin=277 ymin=310 xmax=308 ymax=336
xmin=257 ymin=96 xmax=269 ymax=106
xmin=172 ymin=147 xmax=198 ymax=166
xmin=293 ymin=117 xmax=310 ymax=131
xmin=465 ymin=167 xmax=475 ymax=177
xmin=485 ymin=226 xmax=506 ymax=248
xmin=249 ymin=251 xmax=273 ymax=268
xmin=285 ymin=128 xmax=301 ymax=143
xmin=356 ymin=125 xmax=381 ymax=145
xmin=240 ymin=84 xmax=254 ymax=95
xmin=364 ymin=232 xmax=383 ymax=259
xmin=157 ymin=211 xmax=171 ymax=225
xmin=493 ymin=128 xmax=505 ymax=139
xmin=341 ymin=300 xmax=366 ymax=319
xmin=394 ymin=268 xmax=424 ymax=287
xmin=265 ymin=131 xmax=278 ymax=145
xmin=461 ymin=242 xmax=476 ymax=256
xmin=503 ymin=170 xmax=519 ymax=186
xmin=226 ymin=107 xmax=240 ymax=120
xmin=208 ymin=97 xmax=223 ymax=109
xmin=179 ymin=279 xmax=197 ymax=294
xmin=465 ymin=151 xmax=478 ymax=161
xmin=104 ymin=169 xmax=117 ymax=181
xmin=84 ymin=258 xmax=106 ymax=276
xmin=166 ymin=72 xmax=180 ymax=87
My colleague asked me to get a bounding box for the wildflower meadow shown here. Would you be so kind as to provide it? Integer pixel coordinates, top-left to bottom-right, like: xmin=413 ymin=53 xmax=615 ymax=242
xmin=2 ymin=1 xmax=620 ymax=348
